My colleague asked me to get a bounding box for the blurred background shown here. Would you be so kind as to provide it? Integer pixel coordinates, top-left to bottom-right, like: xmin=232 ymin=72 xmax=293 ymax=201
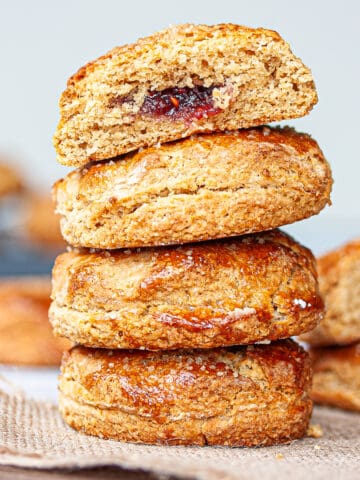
xmin=1 ymin=0 xmax=359 ymax=268
xmin=0 ymin=0 xmax=358 ymax=397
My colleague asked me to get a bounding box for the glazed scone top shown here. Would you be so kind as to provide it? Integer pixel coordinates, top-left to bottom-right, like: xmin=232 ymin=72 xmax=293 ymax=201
xmin=54 ymin=126 xmax=329 ymax=196
xmin=59 ymin=339 xmax=313 ymax=446
xmin=52 ymin=229 xmax=321 ymax=312
xmin=61 ymin=339 xmax=311 ymax=420
xmin=50 ymin=229 xmax=324 ymax=349
xmin=53 ymin=126 xmax=332 ymax=249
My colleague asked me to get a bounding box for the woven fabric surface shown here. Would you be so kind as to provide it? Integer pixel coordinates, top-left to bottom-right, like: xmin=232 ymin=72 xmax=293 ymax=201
xmin=0 ymin=382 xmax=359 ymax=480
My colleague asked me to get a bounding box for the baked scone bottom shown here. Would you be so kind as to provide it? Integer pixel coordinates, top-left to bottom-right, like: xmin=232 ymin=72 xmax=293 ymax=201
xmin=310 ymin=343 xmax=360 ymax=412
xmin=59 ymin=340 xmax=313 ymax=446
xmin=54 ymin=24 xmax=317 ymax=166
xmin=50 ymin=230 xmax=324 ymax=349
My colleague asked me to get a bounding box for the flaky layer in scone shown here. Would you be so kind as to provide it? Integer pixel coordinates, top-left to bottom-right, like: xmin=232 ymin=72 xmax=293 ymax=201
xmin=310 ymin=343 xmax=360 ymax=412
xmin=59 ymin=340 xmax=313 ymax=446
xmin=50 ymin=230 xmax=323 ymax=350
xmin=301 ymin=239 xmax=360 ymax=346
xmin=53 ymin=127 xmax=332 ymax=249
xmin=53 ymin=24 xmax=317 ymax=166
xmin=0 ymin=277 xmax=71 ymax=366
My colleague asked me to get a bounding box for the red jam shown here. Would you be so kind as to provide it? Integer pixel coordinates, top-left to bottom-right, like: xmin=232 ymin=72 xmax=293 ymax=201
xmin=140 ymin=85 xmax=222 ymax=122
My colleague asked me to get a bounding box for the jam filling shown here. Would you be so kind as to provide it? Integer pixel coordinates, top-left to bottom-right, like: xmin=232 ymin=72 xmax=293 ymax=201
xmin=139 ymin=85 xmax=222 ymax=121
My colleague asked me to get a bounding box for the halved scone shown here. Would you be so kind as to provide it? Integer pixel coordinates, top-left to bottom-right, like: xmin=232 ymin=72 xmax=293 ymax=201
xmin=54 ymin=24 xmax=317 ymax=166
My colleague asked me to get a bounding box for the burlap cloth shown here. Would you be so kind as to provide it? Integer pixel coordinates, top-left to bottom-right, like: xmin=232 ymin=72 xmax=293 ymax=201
xmin=0 ymin=378 xmax=359 ymax=480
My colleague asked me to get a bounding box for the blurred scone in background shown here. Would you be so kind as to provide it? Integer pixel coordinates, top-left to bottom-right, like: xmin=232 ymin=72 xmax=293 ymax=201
xmin=0 ymin=156 xmax=68 ymax=366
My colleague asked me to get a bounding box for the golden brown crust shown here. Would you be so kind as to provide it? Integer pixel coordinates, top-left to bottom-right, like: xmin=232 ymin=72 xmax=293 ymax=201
xmin=0 ymin=163 xmax=23 ymax=198
xmin=310 ymin=343 xmax=360 ymax=412
xmin=0 ymin=277 xmax=71 ymax=366
xmin=50 ymin=230 xmax=323 ymax=350
xmin=24 ymin=195 xmax=65 ymax=247
xmin=53 ymin=127 xmax=332 ymax=249
xmin=59 ymin=340 xmax=313 ymax=446
xmin=53 ymin=24 xmax=317 ymax=166
xmin=301 ymin=239 xmax=360 ymax=346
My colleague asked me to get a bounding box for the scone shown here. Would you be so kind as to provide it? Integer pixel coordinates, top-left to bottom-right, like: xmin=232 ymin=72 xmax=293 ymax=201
xmin=301 ymin=239 xmax=360 ymax=346
xmin=0 ymin=162 xmax=23 ymax=234
xmin=310 ymin=343 xmax=360 ymax=412
xmin=50 ymin=230 xmax=323 ymax=350
xmin=59 ymin=340 xmax=313 ymax=446
xmin=0 ymin=162 xmax=23 ymax=198
xmin=24 ymin=195 xmax=64 ymax=247
xmin=53 ymin=24 xmax=317 ymax=166
xmin=0 ymin=277 xmax=71 ymax=366
xmin=54 ymin=127 xmax=332 ymax=249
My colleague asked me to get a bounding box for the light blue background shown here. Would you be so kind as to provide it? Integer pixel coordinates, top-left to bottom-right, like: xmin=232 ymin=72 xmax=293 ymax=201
xmin=1 ymin=0 xmax=359 ymax=254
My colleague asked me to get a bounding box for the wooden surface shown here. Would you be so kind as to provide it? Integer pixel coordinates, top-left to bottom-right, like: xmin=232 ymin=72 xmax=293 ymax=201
xmin=0 ymin=466 xmax=181 ymax=480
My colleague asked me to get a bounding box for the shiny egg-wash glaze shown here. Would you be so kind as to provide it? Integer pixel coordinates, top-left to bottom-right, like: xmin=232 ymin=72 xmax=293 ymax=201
xmin=59 ymin=340 xmax=313 ymax=446
xmin=50 ymin=230 xmax=324 ymax=350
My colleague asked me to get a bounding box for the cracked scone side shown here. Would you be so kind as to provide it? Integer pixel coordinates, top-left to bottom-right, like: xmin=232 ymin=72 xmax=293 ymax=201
xmin=50 ymin=230 xmax=324 ymax=349
xmin=53 ymin=127 xmax=332 ymax=249
xmin=59 ymin=340 xmax=313 ymax=446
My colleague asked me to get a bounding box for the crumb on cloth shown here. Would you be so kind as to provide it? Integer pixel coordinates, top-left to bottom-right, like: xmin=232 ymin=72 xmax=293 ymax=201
xmin=307 ymin=424 xmax=323 ymax=438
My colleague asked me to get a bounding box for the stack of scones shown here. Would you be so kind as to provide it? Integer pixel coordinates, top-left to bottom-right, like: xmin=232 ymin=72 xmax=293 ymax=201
xmin=50 ymin=24 xmax=333 ymax=446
